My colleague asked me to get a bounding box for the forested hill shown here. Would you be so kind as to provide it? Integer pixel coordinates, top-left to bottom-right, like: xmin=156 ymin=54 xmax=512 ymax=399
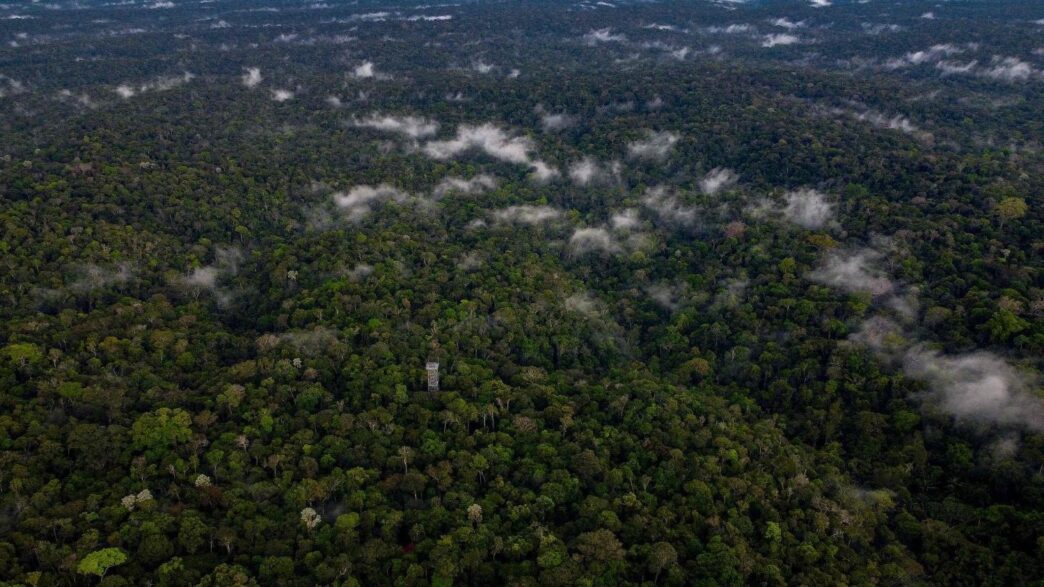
xmin=0 ymin=0 xmax=1042 ymax=585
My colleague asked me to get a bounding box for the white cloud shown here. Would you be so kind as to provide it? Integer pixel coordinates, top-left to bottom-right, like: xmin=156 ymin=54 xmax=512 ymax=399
xmin=353 ymin=61 xmax=376 ymax=78
xmin=569 ymin=227 xmax=622 ymax=257
xmin=564 ymin=292 xmax=603 ymax=317
xmin=568 ymin=157 xmax=619 ymax=186
xmin=642 ymin=185 xmax=697 ymax=226
xmin=885 ymin=43 xmax=964 ymax=69
xmin=271 ymin=89 xmax=294 ymax=102
xmin=936 ymin=60 xmax=978 ymax=75
xmin=113 ymin=72 xmax=194 ymax=98
xmin=920 ymin=11 xmax=934 ymax=19
xmin=423 ymin=124 xmax=557 ymax=180
xmin=809 ymin=0 xmax=831 ymax=7
xmin=69 ymin=263 xmax=133 ymax=293
xmin=646 ymin=282 xmax=684 ymax=311
xmin=706 ymin=24 xmax=752 ymax=34
xmin=808 ymin=247 xmax=894 ymax=296
xmin=782 ymin=188 xmax=835 ymax=229
xmin=699 ymin=167 xmax=738 ymax=195
xmin=610 ymin=208 xmax=641 ymax=231
xmin=982 ymin=57 xmax=1035 ymax=81
xmin=627 ymin=130 xmax=679 ymax=161
xmin=332 ymin=184 xmax=409 ymax=222
xmin=242 ymin=67 xmax=262 ymax=88
xmin=491 ymin=205 xmax=562 ymax=225
xmin=0 ymin=74 xmax=25 ymax=98
xmin=405 ymin=14 xmax=452 ymax=21
xmin=762 ymin=33 xmax=799 ymax=48
xmin=346 ymin=264 xmax=373 ymax=281
xmin=584 ymin=28 xmax=627 ymax=44
xmin=904 ymin=348 xmax=1043 ymax=432
xmin=769 ymin=17 xmax=804 ymax=29
xmin=178 ymin=246 xmax=242 ymax=306
xmin=433 ymin=174 xmax=497 ymax=197
xmin=538 ymin=111 xmax=576 ymax=132
xmin=352 ymin=113 xmax=439 ymax=138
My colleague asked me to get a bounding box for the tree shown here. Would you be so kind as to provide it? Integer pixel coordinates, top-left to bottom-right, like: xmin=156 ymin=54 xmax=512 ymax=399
xmin=131 ymin=408 xmax=193 ymax=454
xmin=77 ymin=548 xmax=128 ymax=580
xmin=995 ymin=196 xmax=1028 ymax=228
xmin=648 ymin=542 xmax=678 ymax=584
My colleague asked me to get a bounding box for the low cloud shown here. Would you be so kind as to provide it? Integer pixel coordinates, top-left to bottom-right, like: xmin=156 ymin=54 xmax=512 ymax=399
xmin=646 ymin=282 xmax=685 ymax=311
xmin=178 ymin=246 xmax=242 ymax=307
xmin=491 ymin=205 xmax=562 ymax=225
xmin=642 ymin=186 xmax=698 ymax=227
xmin=885 ymin=43 xmax=964 ymax=69
xmin=114 ymin=72 xmax=194 ymax=98
xmin=352 ymin=113 xmax=439 ymax=138
xmin=0 ymin=74 xmax=25 ymax=98
xmin=242 ymin=67 xmax=262 ymax=88
xmin=699 ymin=167 xmax=739 ymax=195
xmin=808 ymin=247 xmax=894 ymax=296
xmin=433 ymin=174 xmax=497 ymax=197
xmin=584 ymin=28 xmax=627 ymax=44
xmin=905 ymin=347 xmax=1043 ymax=432
xmin=271 ymin=89 xmax=294 ymax=102
xmin=424 ymin=124 xmax=558 ymax=181
xmin=782 ymin=188 xmax=835 ymax=229
xmin=569 ymin=227 xmax=622 ymax=257
xmin=769 ymin=17 xmax=804 ymax=29
xmin=610 ymin=208 xmax=641 ymax=231
xmin=706 ymin=24 xmax=752 ymax=34
xmin=627 ymin=130 xmax=679 ymax=161
xmin=538 ymin=110 xmax=576 ymax=132
xmin=568 ymin=157 xmax=620 ymax=186
xmin=345 ymin=264 xmax=374 ymax=281
xmin=564 ymin=292 xmax=603 ymax=317
xmin=762 ymin=33 xmax=799 ymax=48
xmin=69 ymin=263 xmax=133 ymax=293
xmin=982 ymin=57 xmax=1036 ymax=81
xmin=352 ymin=61 xmax=376 ymax=78
xmin=332 ymin=184 xmax=409 ymax=222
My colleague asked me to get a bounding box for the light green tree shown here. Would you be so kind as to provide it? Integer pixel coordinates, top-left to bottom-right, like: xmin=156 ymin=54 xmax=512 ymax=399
xmin=77 ymin=548 xmax=128 ymax=580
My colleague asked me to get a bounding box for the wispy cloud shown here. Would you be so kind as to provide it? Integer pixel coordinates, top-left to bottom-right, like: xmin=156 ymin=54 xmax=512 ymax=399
xmin=762 ymin=33 xmax=799 ymax=48
xmin=568 ymin=157 xmax=620 ymax=186
xmin=537 ymin=109 xmax=576 ymax=132
xmin=270 ymin=88 xmax=294 ymax=102
xmin=699 ymin=168 xmax=738 ymax=195
xmin=627 ymin=130 xmax=679 ymax=161
xmin=769 ymin=17 xmax=804 ymax=29
xmin=114 ymin=72 xmax=194 ymax=98
xmin=424 ymin=124 xmax=558 ymax=181
xmin=568 ymin=227 xmax=622 ymax=256
xmin=808 ymin=247 xmax=894 ymax=296
xmin=0 ymin=74 xmax=26 ymax=98
xmin=332 ymin=184 xmax=409 ymax=222
xmin=782 ymin=188 xmax=835 ymax=229
xmin=242 ymin=67 xmax=262 ymax=88
xmin=583 ymin=28 xmax=627 ymax=44
xmin=642 ymin=185 xmax=697 ymax=226
xmin=177 ymin=246 xmax=242 ymax=307
xmin=433 ymin=174 xmax=497 ymax=197
xmin=352 ymin=113 xmax=439 ymax=138
xmin=69 ymin=263 xmax=133 ymax=293
xmin=352 ymin=61 xmax=376 ymax=78
xmin=491 ymin=205 xmax=562 ymax=225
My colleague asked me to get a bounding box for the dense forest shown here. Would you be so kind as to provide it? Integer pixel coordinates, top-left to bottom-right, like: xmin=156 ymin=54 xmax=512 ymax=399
xmin=0 ymin=0 xmax=1042 ymax=584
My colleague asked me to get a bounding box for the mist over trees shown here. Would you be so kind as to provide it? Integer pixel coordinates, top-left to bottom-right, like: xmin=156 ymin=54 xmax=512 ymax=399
xmin=0 ymin=0 xmax=1042 ymax=585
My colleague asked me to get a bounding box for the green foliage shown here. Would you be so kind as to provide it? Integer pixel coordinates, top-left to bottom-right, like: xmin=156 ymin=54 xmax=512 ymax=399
xmin=76 ymin=548 xmax=127 ymax=578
